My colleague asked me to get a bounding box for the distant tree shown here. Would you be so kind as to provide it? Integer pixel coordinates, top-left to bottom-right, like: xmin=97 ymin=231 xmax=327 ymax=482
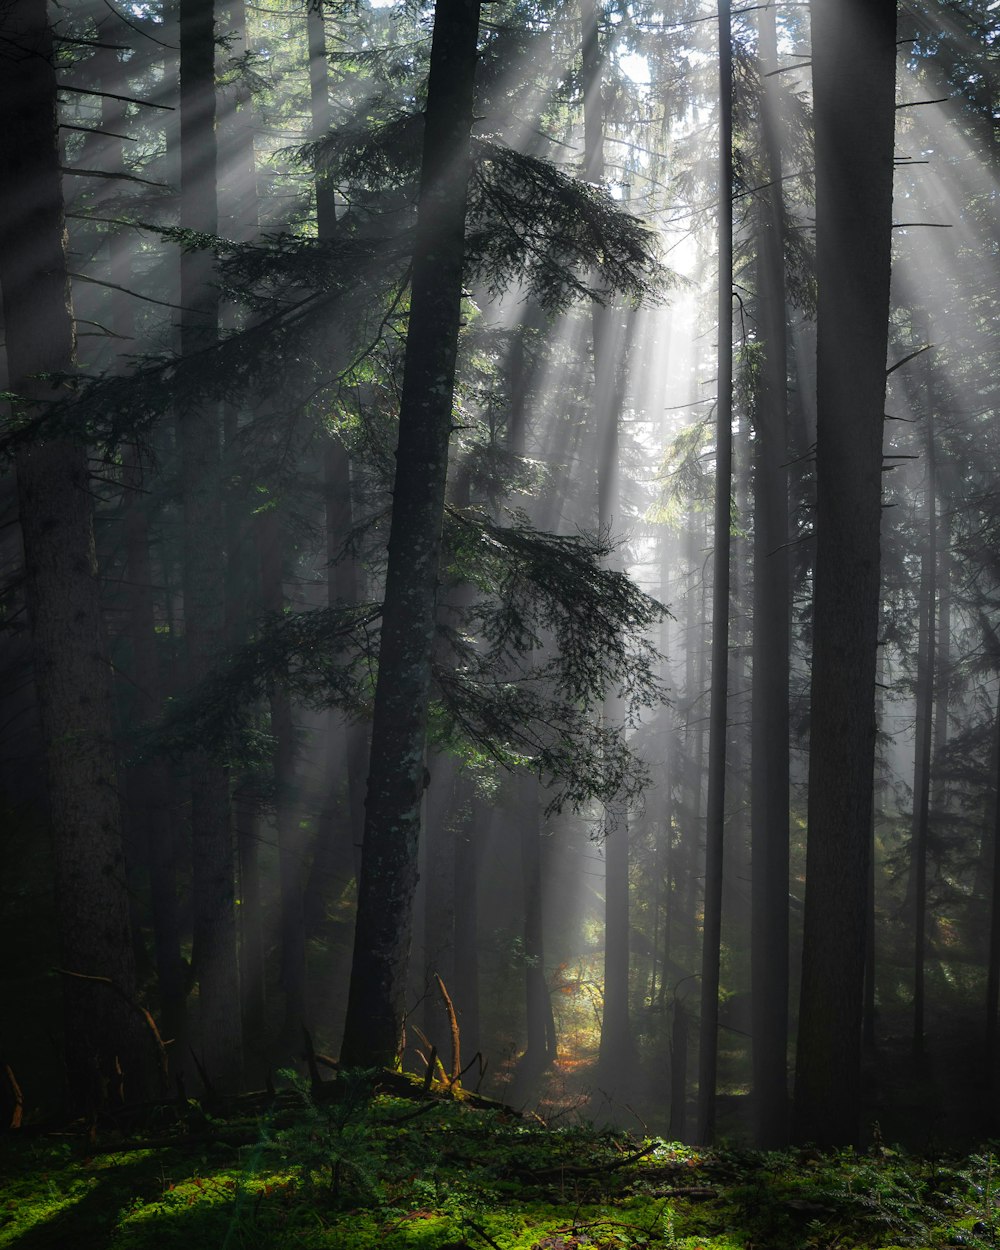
xmin=792 ymin=0 xmax=897 ymax=1147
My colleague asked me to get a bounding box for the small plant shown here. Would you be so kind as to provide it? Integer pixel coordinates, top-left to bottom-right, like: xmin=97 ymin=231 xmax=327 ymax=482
xmin=944 ymin=1152 xmax=1000 ymax=1247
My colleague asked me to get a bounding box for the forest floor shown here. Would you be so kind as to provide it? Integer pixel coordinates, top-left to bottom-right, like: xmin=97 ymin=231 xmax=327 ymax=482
xmin=2 ymin=1071 xmax=999 ymax=1250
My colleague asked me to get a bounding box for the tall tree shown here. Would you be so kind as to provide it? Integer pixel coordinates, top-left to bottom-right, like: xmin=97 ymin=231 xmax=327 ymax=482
xmin=0 ymin=0 xmax=156 ymax=1112
xmin=339 ymin=0 xmax=483 ymax=1067
xmin=178 ymin=0 xmax=243 ymax=1092
xmin=749 ymin=0 xmax=791 ymax=1148
xmin=909 ymin=348 xmax=937 ymax=1059
xmin=792 ymin=0 xmax=897 ymax=1147
xmin=581 ymin=0 xmax=635 ymax=1090
xmin=696 ymin=0 xmax=734 ymax=1146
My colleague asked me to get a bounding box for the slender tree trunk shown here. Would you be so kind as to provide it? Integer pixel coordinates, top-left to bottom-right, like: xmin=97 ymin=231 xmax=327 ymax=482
xmin=696 ymin=0 xmax=733 ymax=1147
xmin=792 ymin=0 xmax=896 ymax=1147
xmin=421 ymin=757 xmax=458 ymax=1046
xmin=510 ymin=771 xmax=557 ymax=1100
xmin=307 ymin=0 xmax=339 ymax=234
xmin=503 ymin=312 xmax=557 ymax=1095
xmin=910 ymin=399 xmax=936 ymax=1058
xmin=669 ymin=998 xmax=689 ymax=1141
xmin=0 ymin=0 xmax=157 ymax=1111
xmin=749 ymin=0 xmax=791 ymax=1148
xmin=214 ymin=0 xmax=267 ymax=1080
xmin=339 ymin=0 xmax=482 ymax=1068
xmin=305 ymin=2 xmax=368 ymax=920
xmin=452 ymin=779 xmax=482 ymax=1064
xmin=581 ymin=0 xmax=635 ymax=1088
xmin=864 ymin=646 xmax=887 ymax=1051
xmin=985 ymin=694 xmax=1000 ymax=1073
xmin=258 ymin=509 xmax=308 ymax=1054
xmin=178 ymin=0 xmax=243 ymax=1092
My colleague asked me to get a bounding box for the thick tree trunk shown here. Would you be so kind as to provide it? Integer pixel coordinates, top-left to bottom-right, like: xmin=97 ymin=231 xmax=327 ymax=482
xmin=0 ymin=0 xmax=156 ymax=1112
xmin=792 ymin=0 xmax=896 ymax=1147
xmin=749 ymin=0 xmax=791 ymax=1149
xmin=86 ymin=28 xmax=188 ymax=1061
xmin=178 ymin=0 xmax=243 ymax=1093
xmin=696 ymin=0 xmax=733 ymax=1147
xmin=339 ymin=0 xmax=482 ymax=1068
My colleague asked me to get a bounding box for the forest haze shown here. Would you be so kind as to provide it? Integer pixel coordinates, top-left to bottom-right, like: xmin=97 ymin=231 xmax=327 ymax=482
xmin=2 ymin=0 xmax=1000 ymax=1163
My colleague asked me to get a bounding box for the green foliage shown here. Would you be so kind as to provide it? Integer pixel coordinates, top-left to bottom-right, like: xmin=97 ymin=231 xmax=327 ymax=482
xmin=5 ymin=1109 xmax=1000 ymax=1250
xmin=147 ymin=510 xmax=667 ymax=813
xmin=466 ymin=142 xmax=665 ymax=313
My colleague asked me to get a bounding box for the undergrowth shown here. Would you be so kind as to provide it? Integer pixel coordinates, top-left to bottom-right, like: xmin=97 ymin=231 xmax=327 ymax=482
xmin=1 ymin=1074 xmax=998 ymax=1249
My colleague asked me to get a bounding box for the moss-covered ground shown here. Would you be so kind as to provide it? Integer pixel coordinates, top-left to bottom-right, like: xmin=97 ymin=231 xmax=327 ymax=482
xmin=1 ymin=1075 xmax=998 ymax=1249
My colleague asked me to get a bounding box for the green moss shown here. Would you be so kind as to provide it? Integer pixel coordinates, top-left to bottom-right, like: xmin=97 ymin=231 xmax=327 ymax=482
xmin=0 ymin=1096 xmax=994 ymax=1249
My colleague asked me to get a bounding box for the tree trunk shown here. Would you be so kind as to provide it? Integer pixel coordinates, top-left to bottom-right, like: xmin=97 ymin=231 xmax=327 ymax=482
xmin=696 ymin=0 xmax=733 ymax=1147
xmin=985 ymin=693 xmax=1000 ymax=1074
xmin=511 ymin=773 xmax=557 ymax=1100
xmin=258 ymin=508 xmax=308 ymax=1054
xmin=178 ymin=0 xmax=243 ymax=1093
xmin=452 ymin=779 xmax=482 ymax=1065
xmin=307 ymin=0 xmax=339 ymax=234
xmin=0 ymin=0 xmax=157 ymax=1112
xmin=304 ymin=5 xmax=368 ymax=924
xmin=581 ymin=0 xmax=635 ymax=1091
xmin=749 ymin=0 xmax=791 ymax=1149
xmin=339 ymin=0 xmax=482 ymax=1068
xmin=792 ymin=0 xmax=896 ymax=1147
xmin=910 ymin=395 xmax=936 ymax=1059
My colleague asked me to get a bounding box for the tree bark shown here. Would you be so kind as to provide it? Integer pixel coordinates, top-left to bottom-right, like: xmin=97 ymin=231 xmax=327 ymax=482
xmin=909 ymin=392 xmax=936 ymax=1059
xmin=339 ymin=0 xmax=482 ymax=1068
xmin=0 ymin=0 xmax=156 ymax=1112
xmin=749 ymin=0 xmax=791 ymax=1149
xmin=792 ymin=0 xmax=896 ymax=1147
xmin=178 ymin=0 xmax=243 ymax=1093
xmin=581 ymin=0 xmax=635 ymax=1091
xmin=696 ymin=0 xmax=733 ymax=1147
xmin=258 ymin=508 xmax=308 ymax=1054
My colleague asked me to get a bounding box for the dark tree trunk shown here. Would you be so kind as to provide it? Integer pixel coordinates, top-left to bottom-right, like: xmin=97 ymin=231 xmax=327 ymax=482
xmin=909 ymin=399 xmax=936 ymax=1059
xmin=792 ymin=0 xmax=896 ymax=1148
xmin=581 ymin=0 xmax=635 ymax=1090
xmin=178 ymin=0 xmax=243 ymax=1093
xmin=304 ymin=8 xmax=368 ymax=923
xmin=258 ymin=509 xmax=308 ymax=1054
xmin=696 ymin=0 xmax=734 ymax=1147
xmin=985 ymin=694 xmax=1000 ymax=1074
xmin=511 ymin=774 xmax=557 ymax=1100
xmin=421 ymin=757 xmax=458 ymax=1048
xmin=217 ymin=0 xmax=267 ymax=1079
xmin=87 ymin=27 xmax=188 ymax=1061
xmin=339 ymin=0 xmax=482 ymax=1068
xmin=0 ymin=0 xmax=157 ymax=1112
xmin=669 ymin=998 xmax=689 ymax=1142
xmin=307 ymin=0 xmax=339 ymax=234
xmin=452 ymin=779 xmax=482 ymax=1064
xmin=749 ymin=0 xmax=791 ymax=1149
